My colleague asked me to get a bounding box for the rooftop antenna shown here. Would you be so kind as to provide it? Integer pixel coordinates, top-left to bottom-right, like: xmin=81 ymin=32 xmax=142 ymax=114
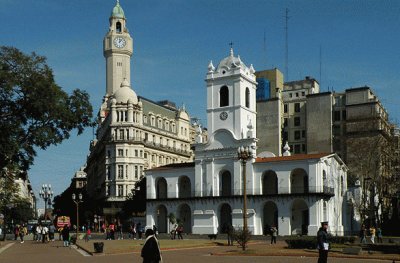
xmin=319 ymin=45 xmax=322 ymax=90
xmin=284 ymin=8 xmax=290 ymax=81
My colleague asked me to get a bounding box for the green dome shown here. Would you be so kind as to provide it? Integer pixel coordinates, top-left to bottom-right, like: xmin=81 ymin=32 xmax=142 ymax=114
xmin=111 ymin=0 xmax=125 ymax=19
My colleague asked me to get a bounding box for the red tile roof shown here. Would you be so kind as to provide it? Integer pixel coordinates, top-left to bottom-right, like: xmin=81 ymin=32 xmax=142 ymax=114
xmin=255 ymin=153 xmax=331 ymax=163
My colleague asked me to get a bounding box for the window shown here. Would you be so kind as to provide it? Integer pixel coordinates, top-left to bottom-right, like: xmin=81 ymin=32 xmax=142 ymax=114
xmin=342 ymin=110 xmax=346 ymax=120
xmin=302 ymin=144 xmax=306 ymax=152
xmin=118 ymin=185 xmax=123 ymax=196
xmin=294 ymin=103 xmax=300 ymax=112
xmin=294 ymin=144 xmax=301 ymax=154
xmin=302 ymin=91 xmax=305 ymax=96
xmin=116 ymin=22 xmax=122 ymax=33
xmin=144 ymin=152 xmax=147 ymax=158
xmin=135 ymin=165 xmax=138 ymax=179
xmin=107 ymin=150 xmax=111 ymax=158
xmin=158 ymin=118 xmax=162 ymax=128
xmin=284 ymin=104 xmax=288 ymax=113
xmin=118 ymin=149 xmax=123 ymax=156
xmin=144 ymin=116 xmax=147 ymax=124
xmin=119 ymin=129 xmax=124 ymax=140
xmin=220 ymin=86 xmax=229 ymax=107
xmin=284 ymin=118 xmax=288 ymax=127
xmin=283 ymin=131 xmax=288 ymax=141
xmin=245 ymin=88 xmax=250 ymax=108
xmin=106 ymin=166 xmax=111 ymax=180
xmin=334 ymin=111 xmax=341 ymax=121
xmin=302 ymin=130 xmax=306 ymax=138
xmin=144 ymin=133 xmax=148 ymax=141
xmin=294 ymin=130 xmax=301 ymax=140
xmin=296 ymin=92 xmax=299 ymax=97
xmin=140 ymin=150 xmax=143 ymax=157
xmin=135 ymin=150 xmax=138 ymax=157
xmin=125 ymin=165 xmax=128 ymax=178
xmin=294 ymin=117 xmax=300 ymax=126
xmin=289 ymin=93 xmax=293 ymax=98
xmin=165 ymin=121 xmax=169 ymax=131
xmin=151 ymin=117 xmax=155 ymax=126
xmin=118 ymin=165 xmax=123 ymax=179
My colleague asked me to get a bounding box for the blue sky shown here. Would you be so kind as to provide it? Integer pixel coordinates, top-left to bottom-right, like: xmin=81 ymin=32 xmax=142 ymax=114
xmin=1 ymin=0 xmax=399 ymax=208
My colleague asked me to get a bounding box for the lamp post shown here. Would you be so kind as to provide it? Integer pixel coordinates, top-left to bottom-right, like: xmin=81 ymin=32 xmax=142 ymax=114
xmin=237 ymin=145 xmax=253 ymax=250
xmin=39 ymin=184 xmax=53 ymax=222
xmin=72 ymin=193 xmax=83 ymax=240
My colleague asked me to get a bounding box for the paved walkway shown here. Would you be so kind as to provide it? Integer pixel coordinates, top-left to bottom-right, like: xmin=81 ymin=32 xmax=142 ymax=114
xmin=0 ymin=240 xmax=394 ymax=263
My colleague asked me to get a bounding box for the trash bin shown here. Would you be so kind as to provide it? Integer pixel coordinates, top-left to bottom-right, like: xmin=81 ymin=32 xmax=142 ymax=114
xmin=94 ymin=242 xmax=104 ymax=253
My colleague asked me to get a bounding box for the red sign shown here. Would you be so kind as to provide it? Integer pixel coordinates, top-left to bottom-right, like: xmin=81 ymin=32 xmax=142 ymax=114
xmin=57 ymin=216 xmax=71 ymax=228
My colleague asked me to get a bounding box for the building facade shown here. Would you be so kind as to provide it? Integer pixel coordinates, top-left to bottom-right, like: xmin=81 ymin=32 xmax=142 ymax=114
xmin=145 ymin=51 xmax=347 ymax=236
xmin=85 ymin=1 xmax=193 ymax=220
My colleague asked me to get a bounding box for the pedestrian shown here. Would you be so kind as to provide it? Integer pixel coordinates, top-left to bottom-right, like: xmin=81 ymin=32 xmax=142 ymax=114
xmin=85 ymin=227 xmax=91 ymax=242
xmin=49 ymin=224 xmax=56 ymax=241
xmin=227 ymin=223 xmax=234 ymax=246
xmin=61 ymin=224 xmax=70 ymax=247
xmin=14 ymin=225 xmax=19 ymax=240
xmin=370 ymin=226 xmax=376 ymax=244
xmin=36 ymin=224 xmax=42 ymax=242
xmin=359 ymin=224 xmax=367 ymax=244
xmin=132 ymin=223 xmax=137 ymax=240
xmin=270 ymin=225 xmax=277 ymax=244
xmin=137 ymin=223 xmax=143 ymax=239
xmin=141 ymin=229 xmax=162 ymax=263
xmin=317 ymin=221 xmax=329 ymax=263
xmin=177 ymin=225 xmax=184 ymax=240
xmin=42 ymin=225 xmax=49 ymax=243
xmin=377 ymin=227 xmax=383 ymax=243
xmin=19 ymin=224 xmax=27 ymax=243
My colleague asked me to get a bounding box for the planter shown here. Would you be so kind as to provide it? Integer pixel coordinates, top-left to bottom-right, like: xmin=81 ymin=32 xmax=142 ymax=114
xmin=94 ymin=242 xmax=104 ymax=253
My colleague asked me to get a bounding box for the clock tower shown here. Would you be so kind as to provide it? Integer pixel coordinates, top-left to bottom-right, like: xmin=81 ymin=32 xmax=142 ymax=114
xmin=103 ymin=0 xmax=133 ymax=96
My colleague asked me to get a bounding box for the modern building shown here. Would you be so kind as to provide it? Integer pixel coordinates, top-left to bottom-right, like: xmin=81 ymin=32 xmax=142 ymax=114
xmin=256 ymin=69 xmax=398 ymax=229
xmin=84 ymin=1 xmax=194 ymax=221
xmin=145 ymin=50 xmax=348 ymax=236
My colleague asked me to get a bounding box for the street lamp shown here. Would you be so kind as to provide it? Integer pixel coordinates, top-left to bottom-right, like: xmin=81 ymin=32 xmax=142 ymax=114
xmin=39 ymin=184 xmax=53 ymax=222
xmin=72 ymin=193 xmax=83 ymax=240
xmin=237 ymin=145 xmax=253 ymax=250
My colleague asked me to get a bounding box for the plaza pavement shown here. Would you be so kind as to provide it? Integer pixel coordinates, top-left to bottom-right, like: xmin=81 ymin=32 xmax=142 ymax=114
xmin=0 ymin=239 xmax=396 ymax=263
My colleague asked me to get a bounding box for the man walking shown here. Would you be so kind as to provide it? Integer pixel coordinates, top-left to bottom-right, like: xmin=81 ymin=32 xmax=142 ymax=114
xmin=317 ymin=221 xmax=329 ymax=263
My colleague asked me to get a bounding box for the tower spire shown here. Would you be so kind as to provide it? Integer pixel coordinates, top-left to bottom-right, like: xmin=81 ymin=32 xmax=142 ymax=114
xmin=229 ymin=41 xmax=234 ymax=56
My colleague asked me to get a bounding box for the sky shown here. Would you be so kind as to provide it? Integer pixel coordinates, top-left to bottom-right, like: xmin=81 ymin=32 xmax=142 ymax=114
xmin=1 ymin=0 xmax=400 ymax=209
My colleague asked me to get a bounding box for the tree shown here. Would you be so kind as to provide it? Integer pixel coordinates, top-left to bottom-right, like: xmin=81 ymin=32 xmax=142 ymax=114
xmin=0 ymin=46 xmax=94 ymax=171
xmin=120 ymin=178 xmax=146 ymax=221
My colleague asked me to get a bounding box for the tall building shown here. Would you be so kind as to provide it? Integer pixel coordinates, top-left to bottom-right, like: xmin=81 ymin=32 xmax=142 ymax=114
xmin=145 ymin=50 xmax=347 ymax=236
xmin=85 ymin=1 xmax=193 ymax=221
xmin=256 ymin=70 xmax=398 ymax=229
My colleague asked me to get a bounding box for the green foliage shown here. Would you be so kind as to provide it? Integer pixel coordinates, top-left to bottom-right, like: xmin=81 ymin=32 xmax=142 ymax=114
xmin=8 ymin=199 xmax=34 ymax=223
xmin=168 ymin=213 xmax=176 ymax=225
xmin=120 ymin=178 xmax=146 ymax=220
xmin=233 ymin=227 xmax=252 ymax=251
xmin=0 ymin=46 xmax=94 ymax=171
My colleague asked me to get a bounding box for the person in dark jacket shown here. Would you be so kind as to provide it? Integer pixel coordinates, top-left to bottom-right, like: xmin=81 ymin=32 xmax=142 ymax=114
xmin=141 ymin=229 xmax=161 ymax=263
xmin=61 ymin=224 xmax=70 ymax=247
xmin=317 ymin=221 xmax=329 ymax=263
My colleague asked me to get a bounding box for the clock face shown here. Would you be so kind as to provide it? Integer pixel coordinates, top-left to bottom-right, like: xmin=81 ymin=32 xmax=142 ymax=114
xmin=220 ymin=111 xmax=228 ymax=120
xmin=114 ymin=37 xmax=126 ymax=48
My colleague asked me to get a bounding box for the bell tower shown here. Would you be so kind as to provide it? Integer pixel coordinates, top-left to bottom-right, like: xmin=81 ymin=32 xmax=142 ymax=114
xmin=103 ymin=0 xmax=133 ymax=96
xmin=205 ymin=48 xmax=258 ymax=140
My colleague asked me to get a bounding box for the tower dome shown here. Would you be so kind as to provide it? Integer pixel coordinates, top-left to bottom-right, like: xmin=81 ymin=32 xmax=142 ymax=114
xmin=112 ymin=79 xmax=138 ymax=104
xmin=111 ymin=0 xmax=125 ymax=19
xmin=216 ymin=48 xmax=247 ymax=72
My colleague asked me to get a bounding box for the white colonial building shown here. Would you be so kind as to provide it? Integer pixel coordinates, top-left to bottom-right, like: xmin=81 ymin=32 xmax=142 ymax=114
xmin=146 ymin=49 xmax=348 ymax=236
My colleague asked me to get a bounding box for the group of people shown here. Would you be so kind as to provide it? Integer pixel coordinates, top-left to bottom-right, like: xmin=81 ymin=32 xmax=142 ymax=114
xmin=169 ymin=223 xmax=184 ymax=240
xmin=359 ymin=224 xmax=383 ymax=244
xmin=13 ymin=224 xmax=27 ymax=243
xmin=32 ymin=224 xmax=56 ymax=243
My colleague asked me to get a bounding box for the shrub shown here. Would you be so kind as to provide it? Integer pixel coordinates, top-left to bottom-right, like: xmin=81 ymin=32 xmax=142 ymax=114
xmin=285 ymin=236 xmax=357 ymax=249
xmin=234 ymin=228 xmax=252 ymax=251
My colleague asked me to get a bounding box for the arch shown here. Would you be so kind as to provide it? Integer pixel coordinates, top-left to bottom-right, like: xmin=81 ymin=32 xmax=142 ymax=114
xmin=220 ymin=171 xmax=231 ymax=196
xmin=156 ymin=177 xmax=167 ymax=199
xmin=156 ymin=205 xmax=168 ymax=233
xmin=291 ymin=199 xmax=309 ymax=235
xmin=219 ymin=203 xmax=232 ymax=233
xmin=116 ymin=22 xmax=122 ymax=33
xmin=263 ymin=201 xmax=278 ymax=235
xmin=219 ymin=86 xmax=229 ymax=107
xmin=177 ymin=203 xmax=192 ymax=234
xmin=245 ymin=87 xmax=250 ymax=108
xmin=290 ymin=168 xmax=308 ymax=194
xmin=178 ymin=176 xmax=191 ymax=198
xmin=262 ymin=170 xmax=278 ymax=195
